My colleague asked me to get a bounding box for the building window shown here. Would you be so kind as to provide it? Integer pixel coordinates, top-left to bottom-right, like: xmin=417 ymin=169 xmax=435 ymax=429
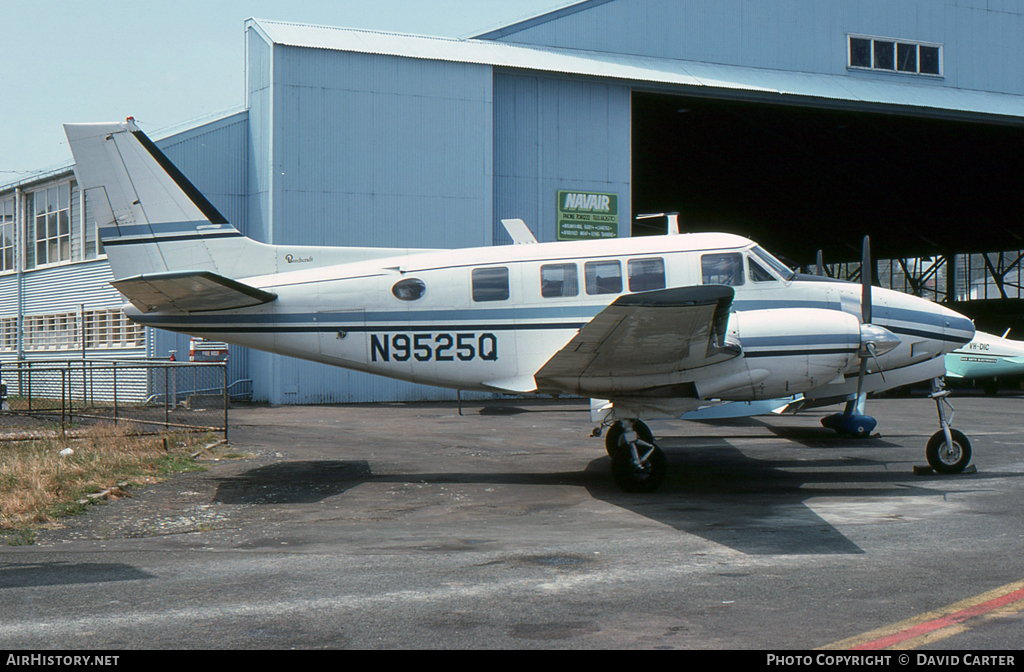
xmin=0 ymin=318 xmax=17 ymax=351
xmin=84 ymin=309 xmax=145 ymax=348
xmin=0 ymin=197 xmax=14 ymax=273
xmin=21 ymin=309 xmax=144 ymax=351
xmin=22 ymin=178 xmax=103 ymax=270
xmin=848 ymin=35 xmax=941 ymax=77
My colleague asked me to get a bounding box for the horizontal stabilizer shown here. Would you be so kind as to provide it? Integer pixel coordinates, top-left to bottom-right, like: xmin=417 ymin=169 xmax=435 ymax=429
xmin=112 ymin=271 xmax=277 ymax=314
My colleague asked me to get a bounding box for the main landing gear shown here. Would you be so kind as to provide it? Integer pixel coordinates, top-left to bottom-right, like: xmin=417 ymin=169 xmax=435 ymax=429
xmin=602 ymin=420 xmax=667 ymax=493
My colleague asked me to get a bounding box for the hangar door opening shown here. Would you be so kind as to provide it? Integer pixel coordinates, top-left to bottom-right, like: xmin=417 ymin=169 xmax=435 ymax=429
xmin=630 ymin=91 xmax=1024 ymax=273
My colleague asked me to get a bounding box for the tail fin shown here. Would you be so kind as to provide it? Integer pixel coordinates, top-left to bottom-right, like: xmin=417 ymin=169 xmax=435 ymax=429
xmin=64 ymin=119 xmax=251 ymax=280
xmin=66 ymin=120 xmax=431 ymax=285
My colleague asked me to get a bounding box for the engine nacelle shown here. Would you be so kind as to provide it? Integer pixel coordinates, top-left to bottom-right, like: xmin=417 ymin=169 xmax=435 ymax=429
xmin=708 ymin=308 xmax=862 ymax=399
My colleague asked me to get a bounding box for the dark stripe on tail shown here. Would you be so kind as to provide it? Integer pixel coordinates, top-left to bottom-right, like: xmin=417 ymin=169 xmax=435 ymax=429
xmin=130 ymin=130 xmax=229 ymax=225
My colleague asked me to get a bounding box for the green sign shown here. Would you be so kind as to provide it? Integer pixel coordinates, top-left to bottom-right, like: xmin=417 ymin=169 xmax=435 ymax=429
xmin=557 ymin=190 xmax=618 ymax=240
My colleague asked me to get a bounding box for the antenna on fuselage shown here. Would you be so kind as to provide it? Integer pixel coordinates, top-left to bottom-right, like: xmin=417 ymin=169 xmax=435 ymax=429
xmin=635 ymin=212 xmax=681 ymax=235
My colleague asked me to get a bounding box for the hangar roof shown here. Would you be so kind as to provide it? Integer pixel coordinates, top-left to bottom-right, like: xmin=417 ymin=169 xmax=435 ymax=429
xmin=249 ymin=18 xmax=1024 ymax=124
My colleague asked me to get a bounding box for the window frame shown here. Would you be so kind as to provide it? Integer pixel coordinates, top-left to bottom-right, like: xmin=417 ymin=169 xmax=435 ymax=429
xmin=848 ymin=34 xmax=943 ymax=78
xmin=0 ymin=196 xmax=14 ymax=274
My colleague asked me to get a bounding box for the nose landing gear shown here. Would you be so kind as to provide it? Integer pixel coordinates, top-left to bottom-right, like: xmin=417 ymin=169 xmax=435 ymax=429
xmin=926 ymin=377 xmax=973 ymax=474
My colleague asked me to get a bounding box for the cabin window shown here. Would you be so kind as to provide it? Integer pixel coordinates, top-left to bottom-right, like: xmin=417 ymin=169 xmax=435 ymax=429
xmin=748 ymin=257 xmax=776 ymax=283
xmin=701 ymin=253 xmax=744 ymax=286
xmin=540 ymin=263 xmax=578 ymax=298
xmin=472 ymin=267 xmax=510 ymax=302
xmin=628 ymin=257 xmax=666 ymax=292
xmin=392 ymin=278 xmax=426 ymax=301
xmin=751 ymin=245 xmax=795 ymax=281
xmin=585 ymin=260 xmax=622 ymax=295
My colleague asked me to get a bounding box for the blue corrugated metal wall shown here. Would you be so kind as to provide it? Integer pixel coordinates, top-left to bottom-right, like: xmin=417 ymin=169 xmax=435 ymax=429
xmin=485 ymin=0 xmax=1024 ymax=96
xmin=493 ymin=71 xmax=631 ymax=244
xmin=245 ymin=30 xmax=500 ymax=404
xmin=269 ymin=45 xmax=494 ymax=250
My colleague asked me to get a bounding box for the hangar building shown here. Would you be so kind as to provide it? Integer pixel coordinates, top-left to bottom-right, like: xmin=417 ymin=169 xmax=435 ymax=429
xmin=3 ymin=0 xmax=1024 ymax=404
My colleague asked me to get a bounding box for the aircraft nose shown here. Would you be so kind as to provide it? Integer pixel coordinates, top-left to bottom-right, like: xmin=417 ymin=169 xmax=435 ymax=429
xmin=940 ymin=304 xmax=975 ymax=351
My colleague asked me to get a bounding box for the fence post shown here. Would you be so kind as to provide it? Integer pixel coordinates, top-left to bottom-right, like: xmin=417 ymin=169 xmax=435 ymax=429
xmin=61 ymin=369 xmax=66 ymax=438
xmin=66 ymin=361 xmax=72 ymax=425
xmin=112 ymin=361 xmax=117 ymax=426
xmin=223 ymin=363 xmax=229 ymax=442
xmin=164 ymin=364 xmax=170 ymax=430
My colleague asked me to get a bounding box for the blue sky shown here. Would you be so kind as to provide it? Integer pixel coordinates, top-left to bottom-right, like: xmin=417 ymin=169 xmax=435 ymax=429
xmin=0 ymin=0 xmax=569 ymax=179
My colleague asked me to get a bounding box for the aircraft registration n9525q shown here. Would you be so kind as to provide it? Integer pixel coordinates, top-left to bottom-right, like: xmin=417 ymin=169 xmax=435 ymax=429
xmin=63 ymin=120 xmax=976 ymax=492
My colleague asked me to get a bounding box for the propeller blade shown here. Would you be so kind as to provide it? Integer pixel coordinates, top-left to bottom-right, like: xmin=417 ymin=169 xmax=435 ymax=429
xmin=815 ymin=250 xmax=824 ymax=277
xmin=861 ymin=235 xmax=872 ymax=324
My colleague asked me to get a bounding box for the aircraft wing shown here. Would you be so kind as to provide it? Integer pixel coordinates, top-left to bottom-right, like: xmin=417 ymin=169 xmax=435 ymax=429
xmin=112 ymin=270 xmax=278 ymax=313
xmin=534 ymin=285 xmax=739 ymax=394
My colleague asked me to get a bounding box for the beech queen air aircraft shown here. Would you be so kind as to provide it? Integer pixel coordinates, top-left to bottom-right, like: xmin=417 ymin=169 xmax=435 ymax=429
xmin=64 ymin=120 xmax=977 ymax=492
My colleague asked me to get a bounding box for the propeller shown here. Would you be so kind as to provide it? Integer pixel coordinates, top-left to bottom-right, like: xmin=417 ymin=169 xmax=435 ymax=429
xmin=854 ymin=236 xmax=900 ymax=396
xmin=861 ymin=235 xmax=872 ymax=324
xmin=821 ymin=236 xmax=900 ymax=435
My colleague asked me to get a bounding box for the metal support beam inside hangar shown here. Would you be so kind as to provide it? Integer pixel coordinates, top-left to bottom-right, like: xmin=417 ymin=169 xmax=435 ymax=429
xmin=631 ymin=92 xmax=1024 ymax=333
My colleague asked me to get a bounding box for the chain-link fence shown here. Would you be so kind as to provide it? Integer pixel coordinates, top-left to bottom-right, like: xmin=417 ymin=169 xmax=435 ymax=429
xmin=0 ymin=360 xmax=229 ymax=440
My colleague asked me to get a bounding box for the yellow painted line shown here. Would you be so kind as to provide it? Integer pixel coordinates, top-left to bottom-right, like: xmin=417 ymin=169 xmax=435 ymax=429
xmin=819 ymin=579 xmax=1024 ymax=650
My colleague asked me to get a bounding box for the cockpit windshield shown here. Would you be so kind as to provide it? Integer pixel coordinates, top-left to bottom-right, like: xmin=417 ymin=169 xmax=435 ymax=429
xmin=751 ymin=246 xmax=795 ymax=282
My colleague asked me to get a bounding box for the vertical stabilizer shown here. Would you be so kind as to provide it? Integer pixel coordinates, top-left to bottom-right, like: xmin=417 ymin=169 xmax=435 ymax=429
xmin=64 ymin=120 xmax=244 ymax=279
xmin=65 ymin=120 xmax=433 ymax=284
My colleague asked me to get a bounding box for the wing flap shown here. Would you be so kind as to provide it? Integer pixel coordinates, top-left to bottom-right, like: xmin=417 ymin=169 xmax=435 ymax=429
xmin=112 ymin=271 xmax=278 ymax=313
xmin=535 ymin=285 xmax=739 ymax=394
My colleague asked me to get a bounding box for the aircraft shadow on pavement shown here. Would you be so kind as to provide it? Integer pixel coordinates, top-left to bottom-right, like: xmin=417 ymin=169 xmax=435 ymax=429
xmin=209 ymin=437 xmax=1007 ymax=557
xmin=584 ymin=438 xmax=917 ymax=556
xmin=0 ymin=562 xmax=155 ymax=589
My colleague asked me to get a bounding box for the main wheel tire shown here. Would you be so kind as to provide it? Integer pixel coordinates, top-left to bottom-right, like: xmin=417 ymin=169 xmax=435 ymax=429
xmin=926 ymin=428 xmax=972 ymax=474
xmin=610 ymin=445 xmax=667 ymax=493
xmin=604 ymin=420 xmax=654 ymax=457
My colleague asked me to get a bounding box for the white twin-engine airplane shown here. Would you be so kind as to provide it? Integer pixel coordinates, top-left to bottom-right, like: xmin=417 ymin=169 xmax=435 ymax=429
xmin=64 ymin=120 xmax=977 ymax=492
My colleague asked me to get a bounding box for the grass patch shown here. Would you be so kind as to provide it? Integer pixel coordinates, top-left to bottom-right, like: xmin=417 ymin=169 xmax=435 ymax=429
xmin=1 ymin=424 xmax=224 ymax=542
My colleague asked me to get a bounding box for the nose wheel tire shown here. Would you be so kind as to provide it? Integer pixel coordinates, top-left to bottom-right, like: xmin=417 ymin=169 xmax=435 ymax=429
xmin=926 ymin=428 xmax=972 ymax=474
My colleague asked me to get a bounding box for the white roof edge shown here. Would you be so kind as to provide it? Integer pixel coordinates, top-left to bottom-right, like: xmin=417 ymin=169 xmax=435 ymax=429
xmin=249 ymin=18 xmax=1024 ymax=122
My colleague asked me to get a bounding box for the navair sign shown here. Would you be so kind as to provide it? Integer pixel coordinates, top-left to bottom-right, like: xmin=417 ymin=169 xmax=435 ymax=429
xmin=557 ymin=190 xmax=618 ymax=240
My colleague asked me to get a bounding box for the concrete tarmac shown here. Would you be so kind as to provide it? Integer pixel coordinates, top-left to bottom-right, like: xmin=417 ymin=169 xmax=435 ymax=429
xmin=2 ymin=393 xmax=1023 ymax=649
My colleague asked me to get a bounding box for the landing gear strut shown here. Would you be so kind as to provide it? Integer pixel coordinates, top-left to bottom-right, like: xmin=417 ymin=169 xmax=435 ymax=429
xmin=603 ymin=420 xmax=667 ymax=493
xmin=926 ymin=377 xmax=972 ymax=474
